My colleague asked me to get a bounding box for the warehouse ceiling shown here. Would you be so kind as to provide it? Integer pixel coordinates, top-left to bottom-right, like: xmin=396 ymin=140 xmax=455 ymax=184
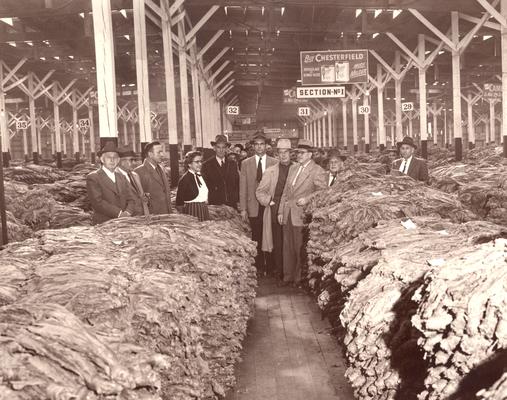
xmin=0 ymin=0 xmax=503 ymax=126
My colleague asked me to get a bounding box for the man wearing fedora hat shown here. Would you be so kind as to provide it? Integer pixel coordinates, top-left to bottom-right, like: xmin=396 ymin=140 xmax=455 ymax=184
xmin=201 ymin=134 xmax=239 ymax=209
xmin=117 ymin=147 xmax=150 ymax=216
xmin=86 ymin=142 xmax=136 ymax=225
xmin=326 ymin=149 xmax=347 ymax=187
xmin=240 ymin=133 xmax=278 ymax=276
xmin=255 ymin=138 xmax=295 ymax=281
xmin=392 ymin=136 xmax=429 ymax=182
xmin=278 ymin=139 xmax=328 ymax=286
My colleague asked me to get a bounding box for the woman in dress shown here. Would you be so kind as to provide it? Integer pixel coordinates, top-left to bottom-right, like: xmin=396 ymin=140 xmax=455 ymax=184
xmin=176 ymin=151 xmax=210 ymax=221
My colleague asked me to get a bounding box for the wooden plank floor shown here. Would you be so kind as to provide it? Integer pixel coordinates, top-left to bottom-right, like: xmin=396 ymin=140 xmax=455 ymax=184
xmin=226 ymin=278 xmax=355 ymax=400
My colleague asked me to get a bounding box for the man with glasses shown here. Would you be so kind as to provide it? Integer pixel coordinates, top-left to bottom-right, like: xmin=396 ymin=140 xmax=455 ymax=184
xmin=201 ymin=134 xmax=239 ymax=209
xmin=278 ymin=139 xmax=327 ymax=287
xmin=239 ymin=133 xmax=277 ymax=277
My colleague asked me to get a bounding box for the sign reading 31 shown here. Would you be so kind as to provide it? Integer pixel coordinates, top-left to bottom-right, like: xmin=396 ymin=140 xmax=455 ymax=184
xmin=298 ymin=107 xmax=311 ymax=116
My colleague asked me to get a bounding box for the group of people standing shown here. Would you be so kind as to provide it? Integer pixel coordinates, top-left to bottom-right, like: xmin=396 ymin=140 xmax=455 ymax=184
xmin=87 ymin=132 xmax=428 ymax=287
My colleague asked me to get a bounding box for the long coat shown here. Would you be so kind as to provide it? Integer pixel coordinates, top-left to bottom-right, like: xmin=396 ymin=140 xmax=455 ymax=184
xmin=86 ymin=168 xmax=136 ymax=225
xmin=278 ymin=160 xmax=328 ymax=226
xmin=392 ymin=157 xmax=429 ymax=182
xmin=134 ymin=159 xmax=172 ymax=214
xmin=239 ymin=155 xmax=278 ymax=218
xmin=201 ymin=156 xmax=239 ymax=208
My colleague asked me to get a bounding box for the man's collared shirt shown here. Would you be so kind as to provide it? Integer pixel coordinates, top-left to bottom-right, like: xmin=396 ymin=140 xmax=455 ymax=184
xmin=399 ymin=156 xmax=413 ymax=174
xmin=216 ymin=156 xmax=226 ymax=168
xmin=255 ymin=154 xmax=267 ymax=173
xmin=292 ymin=160 xmax=311 ymax=186
xmin=102 ymin=166 xmax=116 ymax=183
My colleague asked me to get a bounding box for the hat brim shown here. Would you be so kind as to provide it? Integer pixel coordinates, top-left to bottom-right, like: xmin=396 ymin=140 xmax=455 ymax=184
xmin=211 ymin=141 xmax=231 ymax=147
xmin=397 ymin=142 xmax=417 ymax=149
xmin=296 ymin=144 xmax=313 ymax=151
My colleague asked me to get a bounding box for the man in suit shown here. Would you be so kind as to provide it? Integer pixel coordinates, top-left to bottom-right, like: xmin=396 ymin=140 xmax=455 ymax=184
xmin=201 ymin=134 xmax=239 ymax=209
xmin=117 ymin=147 xmax=149 ymax=216
xmin=134 ymin=141 xmax=172 ymax=214
xmin=278 ymin=139 xmax=328 ymax=286
xmin=326 ymin=149 xmax=347 ymax=187
xmin=240 ymin=133 xmax=278 ymax=276
xmin=256 ymin=138 xmax=294 ymax=281
xmin=391 ymin=136 xmax=429 ymax=182
xmin=86 ymin=142 xmax=136 ymax=225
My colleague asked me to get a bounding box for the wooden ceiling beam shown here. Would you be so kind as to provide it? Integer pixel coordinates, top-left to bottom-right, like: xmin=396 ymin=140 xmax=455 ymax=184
xmin=0 ymin=0 xmax=131 ymax=18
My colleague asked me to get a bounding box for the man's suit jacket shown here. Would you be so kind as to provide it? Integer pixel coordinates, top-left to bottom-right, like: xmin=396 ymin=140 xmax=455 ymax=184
xmin=391 ymin=157 xmax=429 ymax=182
xmin=239 ymin=154 xmax=278 ymax=218
xmin=201 ymin=156 xmax=239 ymax=208
xmin=134 ymin=159 xmax=172 ymax=214
xmin=119 ymin=169 xmax=150 ymax=216
xmin=86 ymin=168 xmax=136 ymax=225
xmin=278 ymin=160 xmax=328 ymax=226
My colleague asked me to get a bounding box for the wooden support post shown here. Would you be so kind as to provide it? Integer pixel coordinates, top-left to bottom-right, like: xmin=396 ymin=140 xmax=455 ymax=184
xmin=376 ymin=65 xmax=387 ymax=151
xmin=327 ymin=107 xmax=333 ymax=147
xmin=28 ymin=74 xmax=39 ymax=163
xmin=489 ymin=101 xmax=497 ymax=145
xmin=178 ymin=21 xmax=192 ymax=152
xmin=418 ymin=34 xmax=429 ymax=158
xmin=72 ymin=92 xmax=80 ymax=162
xmin=88 ymin=105 xmax=96 ymax=163
xmin=394 ymin=52 xmax=404 ymax=144
xmin=502 ymin=0 xmax=507 ymax=156
xmin=122 ymin=119 xmax=128 ymax=145
xmin=161 ymin=0 xmax=180 ymax=186
xmin=341 ymin=99 xmax=348 ymax=150
xmin=451 ymin=11 xmax=463 ymax=160
xmin=91 ymin=0 xmax=119 ymax=150
xmin=134 ymin=0 xmax=152 ymax=150
xmin=352 ymin=98 xmax=358 ymax=152
xmin=363 ymin=93 xmax=370 ymax=153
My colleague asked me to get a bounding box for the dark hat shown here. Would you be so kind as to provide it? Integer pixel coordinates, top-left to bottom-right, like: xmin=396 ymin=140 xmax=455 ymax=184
xmin=397 ymin=136 xmax=417 ymax=149
xmin=118 ymin=147 xmax=137 ymax=158
xmin=233 ymin=143 xmax=244 ymax=151
xmin=211 ymin=134 xmax=231 ymax=147
xmin=251 ymin=132 xmax=267 ymax=143
xmin=327 ymin=148 xmax=347 ymax=161
xmin=296 ymin=139 xmax=314 ymax=151
xmin=98 ymin=141 xmax=120 ymax=156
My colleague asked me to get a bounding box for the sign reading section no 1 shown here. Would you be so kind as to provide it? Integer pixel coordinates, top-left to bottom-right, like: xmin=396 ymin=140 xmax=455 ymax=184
xmin=300 ymin=50 xmax=369 ymax=85
xmin=296 ymin=86 xmax=345 ymax=99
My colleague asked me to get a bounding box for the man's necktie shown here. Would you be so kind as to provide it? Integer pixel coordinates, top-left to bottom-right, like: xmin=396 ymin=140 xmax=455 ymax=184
xmin=127 ymin=171 xmax=138 ymax=192
xmin=256 ymin=157 xmax=263 ymax=182
xmin=155 ymin=164 xmax=165 ymax=181
xmin=330 ymin=174 xmax=337 ymax=186
xmin=292 ymin=164 xmax=304 ymax=186
xmin=195 ymin=173 xmax=202 ymax=187
xmin=403 ymin=161 xmax=409 ymax=174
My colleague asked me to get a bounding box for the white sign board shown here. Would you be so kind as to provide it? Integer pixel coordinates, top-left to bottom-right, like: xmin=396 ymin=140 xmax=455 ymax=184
xmin=358 ymin=105 xmax=371 ymax=115
xmin=226 ymin=105 xmax=240 ymax=115
xmin=16 ymin=120 xmax=28 ymax=130
xmin=298 ymin=107 xmax=311 ymax=116
xmin=402 ymin=102 xmax=414 ymax=112
xmin=78 ymin=118 xmax=90 ymax=129
xmin=296 ymin=86 xmax=345 ymax=99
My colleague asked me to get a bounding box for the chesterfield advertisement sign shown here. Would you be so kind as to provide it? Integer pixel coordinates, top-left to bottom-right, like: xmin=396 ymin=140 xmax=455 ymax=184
xmin=300 ymin=50 xmax=369 ymax=85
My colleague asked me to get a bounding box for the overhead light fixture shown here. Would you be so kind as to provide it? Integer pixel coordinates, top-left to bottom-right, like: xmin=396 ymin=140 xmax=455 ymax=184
xmin=281 ymin=7 xmax=285 ymax=16
xmin=43 ymin=40 xmax=50 ymax=45
xmin=79 ymin=13 xmax=85 ymax=18
xmin=296 ymin=79 xmax=302 ymax=82
xmin=277 ymin=29 xmax=280 ymax=36
xmin=261 ymin=6 xmax=264 ymax=16
xmin=483 ymin=35 xmax=492 ymax=40
xmin=355 ymin=9 xmax=362 ymax=18
xmin=372 ymin=32 xmax=379 ymax=39
xmin=393 ymin=10 xmax=402 ymax=18
xmin=79 ymin=67 xmax=84 ymax=71
xmin=438 ymin=50 xmax=444 ymax=55
xmin=357 ymin=32 xmax=362 ymax=38
xmin=54 ymin=56 xmax=60 ymax=60
xmin=0 ymin=17 xmax=14 ymax=26
xmin=25 ymin=41 xmax=33 ymax=46
xmin=7 ymin=41 xmax=16 ymax=47
xmin=40 ymin=57 xmax=46 ymax=61
xmin=120 ymin=9 xmax=127 ymax=18
xmin=245 ymin=29 xmax=248 ymax=36
xmin=374 ymin=9 xmax=382 ymax=18
xmin=124 ymin=35 xmax=130 ymax=40
xmin=425 ymin=50 xmax=431 ymax=54
xmin=229 ymin=29 xmax=232 ymax=37
xmin=224 ymin=6 xmax=228 ymax=15
xmin=68 ymin=55 xmax=74 ymax=59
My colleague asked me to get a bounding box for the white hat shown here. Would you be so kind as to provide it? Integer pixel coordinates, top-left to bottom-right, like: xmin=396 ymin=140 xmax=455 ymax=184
xmin=276 ymin=138 xmax=292 ymax=150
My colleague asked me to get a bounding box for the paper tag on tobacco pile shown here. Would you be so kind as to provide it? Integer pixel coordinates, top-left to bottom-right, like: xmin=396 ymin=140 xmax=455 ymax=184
xmin=401 ymin=218 xmax=417 ymax=230
xmin=371 ymin=191 xmax=383 ymax=196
